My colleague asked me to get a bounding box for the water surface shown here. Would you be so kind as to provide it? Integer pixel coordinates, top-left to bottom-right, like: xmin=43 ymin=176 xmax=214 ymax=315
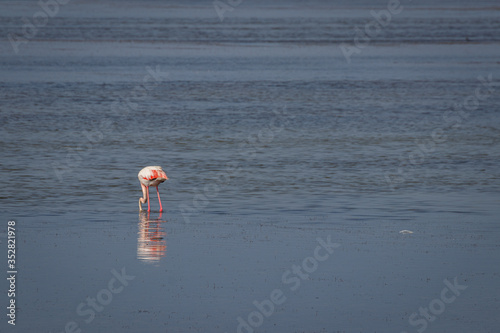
xmin=0 ymin=1 xmax=499 ymax=332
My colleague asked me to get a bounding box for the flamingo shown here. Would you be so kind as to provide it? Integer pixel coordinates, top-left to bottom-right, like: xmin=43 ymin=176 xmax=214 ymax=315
xmin=138 ymin=166 xmax=168 ymax=212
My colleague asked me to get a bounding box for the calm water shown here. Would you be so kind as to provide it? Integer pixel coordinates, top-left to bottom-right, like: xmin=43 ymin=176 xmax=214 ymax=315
xmin=0 ymin=1 xmax=499 ymax=332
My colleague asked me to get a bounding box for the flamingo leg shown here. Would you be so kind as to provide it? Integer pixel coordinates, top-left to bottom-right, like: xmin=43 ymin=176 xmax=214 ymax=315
xmin=147 ymin=186 xmax=150 ymax=212
xmin=156 ymin=186 xmax=163 ymax=212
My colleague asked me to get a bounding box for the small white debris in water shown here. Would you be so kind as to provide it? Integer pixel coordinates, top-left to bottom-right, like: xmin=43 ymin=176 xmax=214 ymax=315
xmin=399 ymin=230 xmax=414 ymax=234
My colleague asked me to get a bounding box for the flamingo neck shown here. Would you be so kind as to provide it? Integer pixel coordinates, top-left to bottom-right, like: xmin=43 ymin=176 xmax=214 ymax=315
xmin=139 ymin=184 xmax=148 ymax=210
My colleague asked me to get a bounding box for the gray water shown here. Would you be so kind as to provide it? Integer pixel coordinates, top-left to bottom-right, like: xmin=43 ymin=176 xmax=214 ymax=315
xmin=0 ymin=1 xmax=499 ymax=332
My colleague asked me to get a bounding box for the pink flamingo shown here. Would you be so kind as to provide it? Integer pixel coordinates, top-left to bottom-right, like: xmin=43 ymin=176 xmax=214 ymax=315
xmin=138 ymin=166 xmax=168 ymax=212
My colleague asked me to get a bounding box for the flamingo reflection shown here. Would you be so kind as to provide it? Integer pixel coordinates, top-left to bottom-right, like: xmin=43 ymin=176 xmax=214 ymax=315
xmin=137 ymin=211 xmax=167 ymax=263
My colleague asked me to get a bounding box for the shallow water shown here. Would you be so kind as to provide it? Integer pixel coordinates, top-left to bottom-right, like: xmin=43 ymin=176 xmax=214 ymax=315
xmin=1 ymin=1 xmax=500 ymax=332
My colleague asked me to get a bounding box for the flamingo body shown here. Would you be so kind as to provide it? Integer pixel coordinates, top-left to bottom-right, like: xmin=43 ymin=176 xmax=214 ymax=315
xmin=138 ymin=166 xmax=168 ymax=212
